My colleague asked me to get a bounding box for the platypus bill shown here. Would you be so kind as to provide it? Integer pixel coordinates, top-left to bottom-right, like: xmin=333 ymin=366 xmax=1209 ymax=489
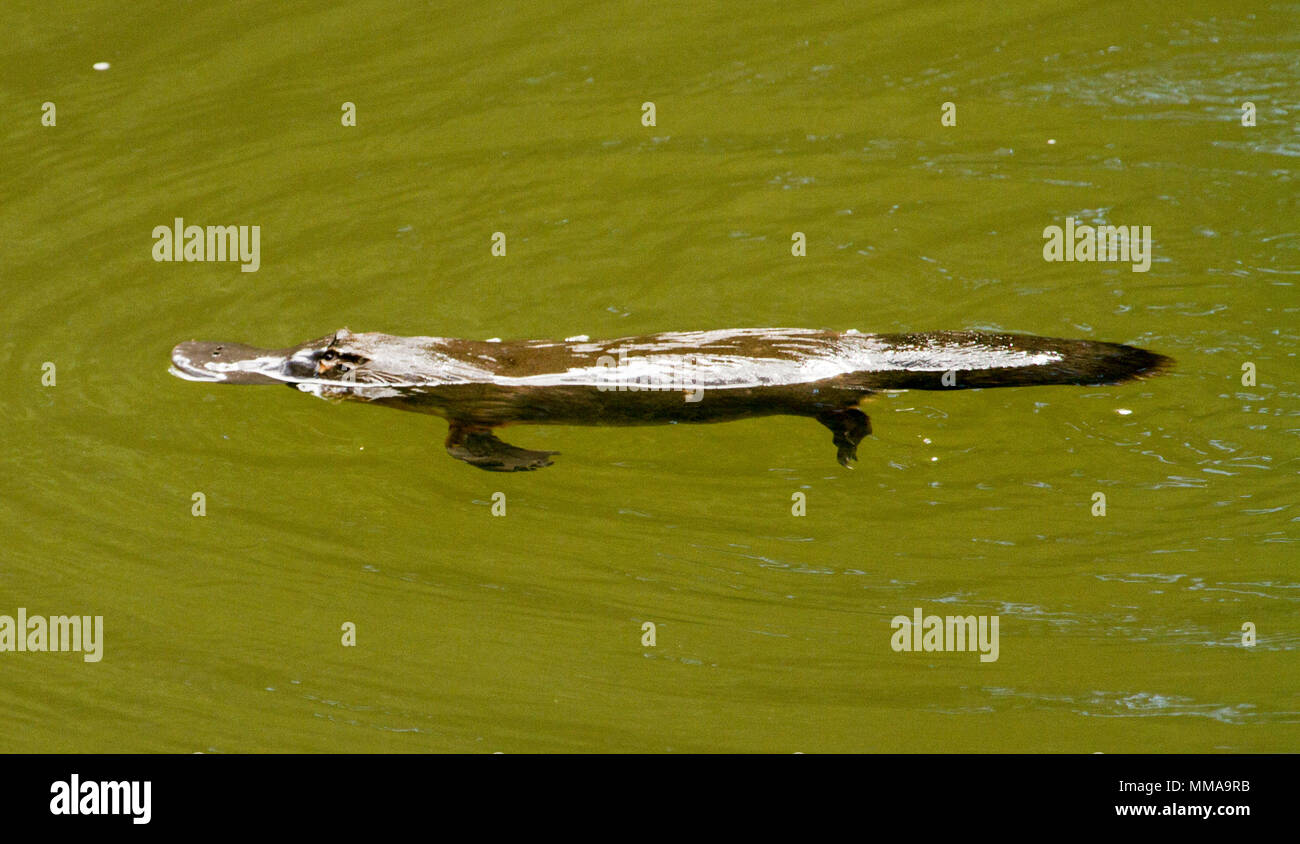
xmin=169 ymin=328 xmax=1170 ymax=472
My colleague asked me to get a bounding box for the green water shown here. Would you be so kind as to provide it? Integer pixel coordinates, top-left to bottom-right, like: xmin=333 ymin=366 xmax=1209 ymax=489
xmin=1 ymin=0 xmax=1297 ymax=753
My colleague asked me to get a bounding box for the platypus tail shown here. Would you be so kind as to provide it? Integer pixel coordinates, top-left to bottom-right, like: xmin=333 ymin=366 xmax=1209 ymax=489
xmin=850 ymin=331 xmax=1172 ymax=391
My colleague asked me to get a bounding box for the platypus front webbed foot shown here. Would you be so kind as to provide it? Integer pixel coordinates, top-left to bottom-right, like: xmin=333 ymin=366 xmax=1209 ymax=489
xmin=445 ymin=423 xmax=558 ymax=472
xmin=816 ymin=407 xmax=871 ymax=468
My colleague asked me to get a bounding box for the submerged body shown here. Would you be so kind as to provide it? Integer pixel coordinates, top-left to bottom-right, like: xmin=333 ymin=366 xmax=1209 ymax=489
xmin=170 ymin=327 xmax=1171 ymax=471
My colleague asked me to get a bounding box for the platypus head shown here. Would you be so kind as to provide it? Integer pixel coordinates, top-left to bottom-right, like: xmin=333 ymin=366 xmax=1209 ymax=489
xmin=170 ymin=329 xmax=380 ymax=398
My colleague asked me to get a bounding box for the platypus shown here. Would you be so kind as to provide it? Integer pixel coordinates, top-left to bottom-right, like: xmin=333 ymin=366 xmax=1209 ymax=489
xmin=169 ymin=328 xmax=1171 ymax=471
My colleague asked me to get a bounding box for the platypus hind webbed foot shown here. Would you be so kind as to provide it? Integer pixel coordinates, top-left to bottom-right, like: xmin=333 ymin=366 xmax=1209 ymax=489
xmin=816 ymin=408 xmax=872 ymax=468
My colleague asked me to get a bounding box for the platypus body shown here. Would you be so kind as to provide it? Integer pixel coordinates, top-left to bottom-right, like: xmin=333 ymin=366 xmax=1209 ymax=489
xmin=169 ymin=328 xmax=1170 ymax=471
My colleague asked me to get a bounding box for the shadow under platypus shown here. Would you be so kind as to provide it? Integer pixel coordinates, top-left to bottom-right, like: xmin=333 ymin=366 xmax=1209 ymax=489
xmin=169 ymin=328 xmax=1171 ymax=471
